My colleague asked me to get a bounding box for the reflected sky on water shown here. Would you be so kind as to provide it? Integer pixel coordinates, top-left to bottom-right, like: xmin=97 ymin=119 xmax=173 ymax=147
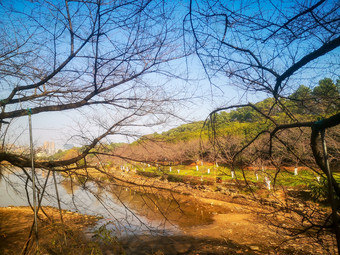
xmin=0 ymin=169 xmax=223 ymax=236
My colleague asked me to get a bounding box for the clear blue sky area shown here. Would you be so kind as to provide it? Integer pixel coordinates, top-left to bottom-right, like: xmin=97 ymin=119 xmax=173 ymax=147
xmin=1 ymin=0 xmax=338 ymax=149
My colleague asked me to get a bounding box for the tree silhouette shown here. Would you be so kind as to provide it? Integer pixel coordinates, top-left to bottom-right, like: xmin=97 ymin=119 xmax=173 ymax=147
xmin=185 ymin=0 xmax=340 ymax=251
xmin=0 ymin=0 xmax=184 ymax=169
xmin=0 ymin=1 xmax=187 ymax=253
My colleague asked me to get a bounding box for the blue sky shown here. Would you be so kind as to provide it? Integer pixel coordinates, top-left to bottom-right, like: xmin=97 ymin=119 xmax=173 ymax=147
xmin=1 ymin=0 xmax=338 ymax=149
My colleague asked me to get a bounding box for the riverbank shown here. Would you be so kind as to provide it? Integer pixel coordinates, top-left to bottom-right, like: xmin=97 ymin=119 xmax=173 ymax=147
xmin=0 ymin=205 xmax=332 ymax=255
xmin=0 ymin=171 xmax=336 ymax=254
xmin=0 ymin=205 xmax=261 ymax=254
xmin=0 ymin=206 xmax=101 ymax=255
xmin=111 ymin=172 xmax=335 ymax=254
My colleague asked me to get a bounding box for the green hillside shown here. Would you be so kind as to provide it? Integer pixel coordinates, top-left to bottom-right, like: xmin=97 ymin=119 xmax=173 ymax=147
xmin=54 ymin=78 xmax=339 ymax=168
xmin=143 ymin=78 xmax=339 ymax=144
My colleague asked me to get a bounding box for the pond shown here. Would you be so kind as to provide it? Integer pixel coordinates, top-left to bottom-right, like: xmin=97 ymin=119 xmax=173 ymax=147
xmin=0 ymin=168 xmax=224 ymax=237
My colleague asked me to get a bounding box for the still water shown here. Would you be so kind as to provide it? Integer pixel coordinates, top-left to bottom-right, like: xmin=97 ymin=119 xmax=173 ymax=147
xmin=0 ymin=168 xmax=223 ymax=236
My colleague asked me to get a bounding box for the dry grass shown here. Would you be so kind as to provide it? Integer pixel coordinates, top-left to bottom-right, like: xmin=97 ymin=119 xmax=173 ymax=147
xmin=0 ymin=206 xmax=102 ymax=255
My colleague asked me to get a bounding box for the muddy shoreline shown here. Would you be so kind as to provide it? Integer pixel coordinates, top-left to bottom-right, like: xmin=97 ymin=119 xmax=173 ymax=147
xmin=110 ymin=172 xmax=335 ymax=254
xmin=0 ymin=172 xmax=336 ymax=254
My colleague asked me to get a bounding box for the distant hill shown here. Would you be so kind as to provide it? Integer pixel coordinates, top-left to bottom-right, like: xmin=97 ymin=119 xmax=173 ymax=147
xmin=54 ymin=78 xmax=339 ymax=168
xmin=141 ymin=78 xmax=339 ymax=145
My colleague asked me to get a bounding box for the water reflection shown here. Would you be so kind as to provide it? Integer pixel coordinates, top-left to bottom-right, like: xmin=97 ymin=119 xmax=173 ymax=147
xmin=0 ymin=169 xmax=223 ymax=235
xmin=108 ymin=185 xmax=219 ymax=229
xmin=60 ymin=178 xmax=79 ymax=194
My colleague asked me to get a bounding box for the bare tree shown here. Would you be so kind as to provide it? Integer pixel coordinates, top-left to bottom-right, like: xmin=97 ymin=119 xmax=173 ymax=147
xmin=0 ymin=0 xmax=185 ymax=168
xmin=185 ymin=0 xmax=340 ymax=252
xmin=0 ymin=1 xmax=190 ymax=252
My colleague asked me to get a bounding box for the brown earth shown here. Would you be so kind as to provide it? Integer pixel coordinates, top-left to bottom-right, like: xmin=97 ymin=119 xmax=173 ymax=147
xmin=0 ymin=173 xmax=337 ymax=255
xmin=113 ymin=173 xmax=337 ymax=254
xmin=0 ymin=206 xmax=102 ymax=255
xmin=120 ymin=199 xmax=333 ymax=255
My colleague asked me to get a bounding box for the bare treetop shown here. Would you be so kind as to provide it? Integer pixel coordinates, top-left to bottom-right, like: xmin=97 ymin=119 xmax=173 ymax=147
xmin=0 ymin=0 xmax=187 ymax=168
xmin=0 ymin=0 xmax=183 ymax=120
xmin=185 ymin=0 xmax=340 ymax=96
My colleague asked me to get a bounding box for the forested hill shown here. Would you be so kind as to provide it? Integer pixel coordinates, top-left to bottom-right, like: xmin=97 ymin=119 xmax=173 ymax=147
xmin=50 ymin=78 xmax=339 ymax=171
xmin=141 ymin=78 xmax=339 ymax=144
xmin=56 ymin=78 xmax=339 ymax=166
